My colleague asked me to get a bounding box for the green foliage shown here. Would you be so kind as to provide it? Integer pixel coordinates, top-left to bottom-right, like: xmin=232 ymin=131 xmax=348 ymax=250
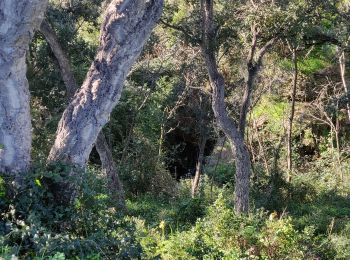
xmin=0 ymin=177 xmax=5 ymax=199
xmin=135 ymin=192 xmax=336 ymax=259
xmin=298 ymin=56 xmax=329 ymax=75
xmin=281 ymin=46 xmax=334 ymax=75
xmin=206 ymin=162 xmax=235 ymax=186
xmin=252 ymin=95 xmax=288 ymax=134
xmin=1 ymin=160 xmax=349 ymax=259
xmin=4 ymin=0 xmax=350 ymax=258
xmin=331 ymin=222 xmax=350 ymax=259
xmin=0 ymin=165 xmax=141 ymax=259
xmin=127 ymin=182 xmax=206 ymax=230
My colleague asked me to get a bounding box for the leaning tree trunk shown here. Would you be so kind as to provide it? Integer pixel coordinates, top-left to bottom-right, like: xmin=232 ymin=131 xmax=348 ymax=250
xmin=39 ymin=20 xmax=125 ymax=209
xmin=0 ymin=0 xmax=48 ymax=174
xmin=47 ymin=0 xmax=164 ymax=166
xmin=201 ymin=0 xmax=251 ymax=214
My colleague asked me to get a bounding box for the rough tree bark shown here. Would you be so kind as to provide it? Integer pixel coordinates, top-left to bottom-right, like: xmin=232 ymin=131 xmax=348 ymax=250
xmin=201 ymin=0 xmax=251 ymax=214
xmin=0 ymin=0 xmax=48 ymax=174
xmin=47 ymin=0 xmax=164 ymax=166
xmin=39 ymin=20 xmax=125 ymax=208
xmin=286 ymin=47 xmax=298 ymax=182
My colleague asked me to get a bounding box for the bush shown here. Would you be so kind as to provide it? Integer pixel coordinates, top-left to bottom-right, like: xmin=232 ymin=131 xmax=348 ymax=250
xmin=205 ymin=162 xmax=235 ymax=186
xmin=331 ymin=222 xmax=350 ymax=259
xmin=0 ymin=164 xmax=141 ymax=259
xmin=135 ymin=192 xmax=336 ymax=259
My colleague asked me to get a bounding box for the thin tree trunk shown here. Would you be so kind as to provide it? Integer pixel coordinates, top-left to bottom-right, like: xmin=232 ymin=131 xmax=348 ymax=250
xmin=255 ymin=125 xmax=270 ymax=175
xmin=201 ymin=0 xmax=251 ymax=214
xmin=272 ymin=131 xmax=286 ymax=174
xmin=0 ymin=0 xmax=48 ymax=174
xmin=120 ymin=120 xmax=135 ymax=166
xmin=335 ymin=116 xmax=342 ymax=179
xmin=248 ymin=127 xmax=256 ymax=164
xmin=239 ymin=25 xmax=275 ymax=136
xmin=210 ymin=137 xmax=226 ymax=200
xmin=157 ymin=124 xmax=165 ymax=162
xmin=96 ymin=133 xmax=125 ymax=208
xmin=339 ymin=50 xmax=350 ymax=122
xmin=192 ymin=136 xmax=207 ymax=198
xmin=47 ymin=0 xmax=164 ymax=166
xmin=39 ymin=20 xmax=78 ymax=99
xmin=40 ymin=19 xmax=125 ymax=208
xmin=239 ymin=60 xmax=257 ymax=136
xmin=287 ymin=48 xmax=298 ymax=182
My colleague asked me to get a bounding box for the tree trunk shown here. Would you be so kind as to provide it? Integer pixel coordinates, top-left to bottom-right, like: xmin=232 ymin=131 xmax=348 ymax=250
xmin=96 ymin=132 xmax=125 ymax=208
xmin=254 ymin=124 xmax=270 ymax=175
xmin=239 ymin=69 xmax=256 ymax=136
xmin=339 ymin=50 xmax=350 ymax=122
xmin=40 ymin=19 xmax=125 ymax=208
xmin=239 ymin=25 xmax=275 ymax=136
xmin=0 ymin=0 xmax=48 ymax=174
xmin=335 ymin=116 xmax=341 ymax=177
xmin=287 ymin=48 xmax=298 ymax=182
xmin=201 ymin=0 xmax=251 ymax=214
xmin=191 ymin=136 xmax=207 ymax=198
xmin=39 ymin=20 xmax=79 ymax=99
xmin=47 ymin=0 xmax=164 ymax=166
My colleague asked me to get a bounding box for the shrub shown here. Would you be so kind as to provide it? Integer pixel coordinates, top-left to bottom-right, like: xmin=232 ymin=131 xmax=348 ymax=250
xmin=0 ymin=164 xmax=141 ymax=259
xmin=135 ymin=192 xmax=336 ymax=259
xmin=331 ymin=222 xmax=350 ymax=259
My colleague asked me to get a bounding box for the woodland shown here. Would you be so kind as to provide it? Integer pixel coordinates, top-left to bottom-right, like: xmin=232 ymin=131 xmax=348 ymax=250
xmin=0 ymin=0 xmax=350 ymax=259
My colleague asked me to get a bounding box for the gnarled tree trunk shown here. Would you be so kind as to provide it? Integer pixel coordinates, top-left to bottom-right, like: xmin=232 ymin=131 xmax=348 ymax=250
xmin=0 ymin=0 xmax=47 ymax=174
xmin=47 ymin=0 xmax=164 ymax=166
xmin=40 ymin=19 xmax=125 ymax=209
xmin=201 ymin=0 xmax=251 ymax=214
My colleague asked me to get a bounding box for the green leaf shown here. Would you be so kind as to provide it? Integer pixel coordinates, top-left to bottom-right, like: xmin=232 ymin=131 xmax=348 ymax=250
xmin=35 ymin=178 xmax=42 ymax=187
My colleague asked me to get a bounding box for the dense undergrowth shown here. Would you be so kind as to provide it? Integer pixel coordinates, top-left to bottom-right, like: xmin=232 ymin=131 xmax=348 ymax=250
xmin=1 ymin=161 xmax=349 ymax=259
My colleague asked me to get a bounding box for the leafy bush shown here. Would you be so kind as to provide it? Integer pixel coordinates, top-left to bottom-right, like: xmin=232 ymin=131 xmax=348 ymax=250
xmin=205 ymin=162 xmax=235 ymax=186
xmin=135 ymin=192 xmax=336 ymax=259
xmin=127 ymin=182 xmax=206 ymax=230
xmin=331 ymin=222 xmax=350 ymax=259
xmin=0 ymin=164 xmax=141 ymax=259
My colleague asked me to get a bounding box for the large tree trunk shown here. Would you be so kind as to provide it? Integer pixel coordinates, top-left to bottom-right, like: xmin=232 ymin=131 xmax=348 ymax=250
xmin=201 ymin=0 xmax=251 ymax=214
xmin=47 ymin=0 xmax=163 ymax=166
xmin=0 ymin=0 xmax=47 ymax=174
xmin=39 ymin=20 xmax=125 ymax=209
